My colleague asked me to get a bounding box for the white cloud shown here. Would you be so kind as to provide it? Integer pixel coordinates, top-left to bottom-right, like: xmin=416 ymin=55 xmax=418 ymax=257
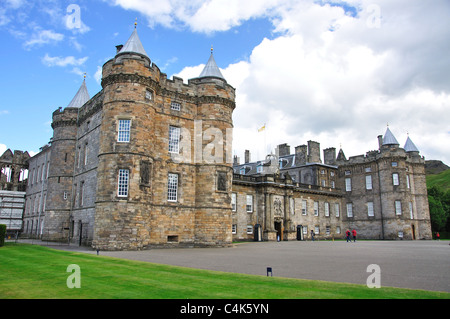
xmin=94 ymin=66 xmax=103 ymax=84
xmin=108 ymin=0 xmax=450 ymax=165
xmin=0 ymin=144 xmax=7 ymax=156
xmin=24 ymin=28 xmax=64 ymax=48
xmin=42 ymin=54 xmax=88 ymax=67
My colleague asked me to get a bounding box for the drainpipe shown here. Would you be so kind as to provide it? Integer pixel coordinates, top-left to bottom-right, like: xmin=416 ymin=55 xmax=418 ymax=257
xmin=376 ymin=160 xmax=385 ymax=239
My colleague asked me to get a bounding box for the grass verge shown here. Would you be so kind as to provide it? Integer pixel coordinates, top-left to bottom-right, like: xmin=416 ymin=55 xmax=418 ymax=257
xmin=0 ymin=243 xmax=449 ymax=299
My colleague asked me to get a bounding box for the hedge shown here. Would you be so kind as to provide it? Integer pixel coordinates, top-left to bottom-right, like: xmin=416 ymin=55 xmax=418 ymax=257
xmin=0 ymin=224 xmax=6 ymax=247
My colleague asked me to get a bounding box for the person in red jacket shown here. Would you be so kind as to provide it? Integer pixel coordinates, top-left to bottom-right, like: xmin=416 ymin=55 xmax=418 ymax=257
xmin=346 ymin=230 xmax=351 ymax=242
xmin=352 ymin=229 xmax=357 ymax=242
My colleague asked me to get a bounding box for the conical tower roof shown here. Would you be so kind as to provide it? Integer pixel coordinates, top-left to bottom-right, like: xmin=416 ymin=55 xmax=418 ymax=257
xmin=336 ymin=148 xmax=347 ymax=161
xmin=118 ymin=26 xmax=148 ymax=57
xmin=199 ymin=48 xmax=225 ymax=80
xmin=404 ymin=136 xmax=419 ymax=153
xmin=67 ymin=79 xmax=90 ymax=108
xmin=382 ymin=127 xmax=399 ymax=145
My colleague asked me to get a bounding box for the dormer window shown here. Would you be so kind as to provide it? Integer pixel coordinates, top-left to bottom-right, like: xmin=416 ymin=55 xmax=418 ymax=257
xmin=240 ymin=167 xmax=246 ymax=175
xmin=257 ymin=164 xmax=263 ymax=173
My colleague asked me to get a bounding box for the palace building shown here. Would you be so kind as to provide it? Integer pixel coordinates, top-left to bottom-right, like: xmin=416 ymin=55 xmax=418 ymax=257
xmin=11 ymin=26 xmax=431 ymax=250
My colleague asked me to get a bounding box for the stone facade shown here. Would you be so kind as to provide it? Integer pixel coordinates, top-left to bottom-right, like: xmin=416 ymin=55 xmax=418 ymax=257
xmin=23 ymin=28 xmax=235 ymax=250
xmin=232 ymin=131 xmax=432 ymax=242
xmin=20 ymin=27 xmax=432 ymax=250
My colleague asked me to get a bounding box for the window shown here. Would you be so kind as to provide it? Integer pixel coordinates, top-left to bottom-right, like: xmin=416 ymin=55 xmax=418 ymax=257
xmin=345 ymin=170 xmax=351 ymax=175
xmin=314 ymin=201 xmax=319 ymax=216
xmin=167 ymin=173 xmax=179 ymax=202
xmin=409 ymin=202 xmax=414 ymax=219
xmin=145 ymin=90 xmax=153 ymax=100
xmin=84 ymin=143 xmax=88 ymax=165
xmin=366 ymin=175 xmax=372 ymax=190
xmin=365 ymin=167 xmax=372 ymax=173
xmin=256 ymin=165 xmax=263 ymax=173
xmin=118 ymin=119 xmax=131 ymax=143
xmin=395 ymin=200 xmax=402 ymax=215
xmin=240 ymin=167 xmax=246 ymax=175
xmin=314 ymin=226 xmax=320 ymax=234
xmin=232 ymin=224 xmax=237 ymax=234
xmin=247 ymin=225 xmax=253 ymax=234
xmin=302 ymin=200 xmax=307 ymax=215
xmin=336 ymin=226 xmax=341 ymax=234
xmin=345 ymin=178 xmax=352 ymax=192
xmin=406 ymin=175 xmax=410 ymax=189
xmin=171 ymin=101 xmax=181 ymax=111
xmin=335 ymin=203 xmax=340 ymax=217
xmin=118 ymin=169 xmax=129 ymax=197
xmin=346 ymin=203 xmax=353 ymax=217
xmin=303 ymin=226 xmax=308 ymax=235
xmin=169 ymin=126 xmax=181 ymax=153
xmin=393 ymin=173 xmax=399 ymax=186
xmin=392 ymin=162 xmax=398 ymax=167
xmin=326 ymin=226 xmax=331 ymax=236
xmin=367 ymin=201 xmax=374 ymax=217
xmin=331 ymin=181 xmax=335 ymax=189
xmin=246 ymin=195 xmax=253 ymax=213
xmin=79 ymin=181 xmax=84 ymax=206
xmin=324 ymin=202 xmax=330 ymax=217
xmin=231 ymin=193 xmax=237 ymax=212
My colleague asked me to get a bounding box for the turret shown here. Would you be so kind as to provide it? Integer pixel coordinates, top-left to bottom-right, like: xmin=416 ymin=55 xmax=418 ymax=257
xmin=44 ymin=78 xmax=88 ymax=240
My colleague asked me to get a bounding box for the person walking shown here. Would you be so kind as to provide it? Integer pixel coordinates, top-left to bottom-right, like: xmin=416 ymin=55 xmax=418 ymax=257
xmin=311 ymin=230 xmax=315 ymax=242
xmin=352 ymin=229 xmax=357 ymax=242
xmin=346 ymin=230 xmax=351 ymax=242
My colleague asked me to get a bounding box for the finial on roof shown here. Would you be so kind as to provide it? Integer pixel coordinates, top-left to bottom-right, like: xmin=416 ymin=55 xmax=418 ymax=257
xmin=211 ymin=45 xmax=213 ymax=54
xmin=83 ymin=72 xmax=86 ymax=80
xmin=135 ymin=18 xmax=137 ymax=28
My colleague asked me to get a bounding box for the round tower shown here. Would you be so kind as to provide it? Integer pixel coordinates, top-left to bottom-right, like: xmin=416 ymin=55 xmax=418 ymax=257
xmin=93 ymin=25 xmax=156 ymax=250
xmin=190 ymin=49 xmax=236 ymax=246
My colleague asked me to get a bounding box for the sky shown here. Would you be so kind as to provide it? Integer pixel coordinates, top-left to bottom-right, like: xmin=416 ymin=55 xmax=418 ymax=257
xmin=0 ymin=0 xmax=449 ymax=166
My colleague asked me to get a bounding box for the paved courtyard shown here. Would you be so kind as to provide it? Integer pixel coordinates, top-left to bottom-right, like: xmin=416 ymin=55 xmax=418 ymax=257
xmin=72 ymin=240 xmax=450 ymax=293
xmin=19 ymin=239 xmax=450 ymax=293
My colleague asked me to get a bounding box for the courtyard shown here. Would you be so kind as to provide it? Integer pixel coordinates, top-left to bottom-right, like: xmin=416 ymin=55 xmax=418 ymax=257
xmin=52 ymin=239 xmax=450 ymax=293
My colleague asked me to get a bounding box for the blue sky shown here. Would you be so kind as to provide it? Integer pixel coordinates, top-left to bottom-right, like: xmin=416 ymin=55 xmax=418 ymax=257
xmin=1 ymin=0 xmax=450 ymax=165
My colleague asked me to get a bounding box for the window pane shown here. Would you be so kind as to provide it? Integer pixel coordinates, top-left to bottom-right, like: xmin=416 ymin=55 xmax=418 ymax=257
xmin=118 ymin=169 xmax=129 ymax=197
xmin=167 ymin=173 xmax=178 ymax=201
xmin=393 ymin=173 xmax=399 ymax=186
xmin=169 ymin=126 xmax=181 ymax=153
xmin=345 ymin=178 xmax=352 ymax=191
xmin=246 ymin=195 xmax=253 ymax=212
xmin=366 ymin=175 xmax=372 ymax=190
xmin=347 ymin=203 xmax=353 ymax=217
xmin=118 ymin=120 xmax=131 ymax=142
xmin=367 ymin=202 xmax=374 ymax=216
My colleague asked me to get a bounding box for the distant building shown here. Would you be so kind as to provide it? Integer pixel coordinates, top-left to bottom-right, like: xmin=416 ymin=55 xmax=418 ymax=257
xmin=0 ymin=149 xmax=29 ymax=235
xmin=232 ymin=127 xmax=432 ymax=241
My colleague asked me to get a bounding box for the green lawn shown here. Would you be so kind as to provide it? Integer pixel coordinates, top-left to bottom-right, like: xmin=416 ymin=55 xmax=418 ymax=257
xmin=0 ymin=243 xmax=448 ymax=299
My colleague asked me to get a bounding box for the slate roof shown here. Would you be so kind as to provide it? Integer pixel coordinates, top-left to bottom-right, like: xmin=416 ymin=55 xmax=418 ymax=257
xmin=382 ymin=127 xmax=399 ymax=145
xmin=404 ymin=136 xmax=420 ymax=153
xmin=67 ymin=80 xmax=90 ymax=108
xmin=199 ymin=51 xmax=225 ymax=80
xmin=118 ymin=27 xmax=148 ymax=57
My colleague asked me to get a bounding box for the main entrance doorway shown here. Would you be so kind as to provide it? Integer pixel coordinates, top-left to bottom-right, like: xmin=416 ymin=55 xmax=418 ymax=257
xmin=274 ymin=221 xmax=283 ymax=241
xmin=411 ymin=224 xmax=416 ymax=240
